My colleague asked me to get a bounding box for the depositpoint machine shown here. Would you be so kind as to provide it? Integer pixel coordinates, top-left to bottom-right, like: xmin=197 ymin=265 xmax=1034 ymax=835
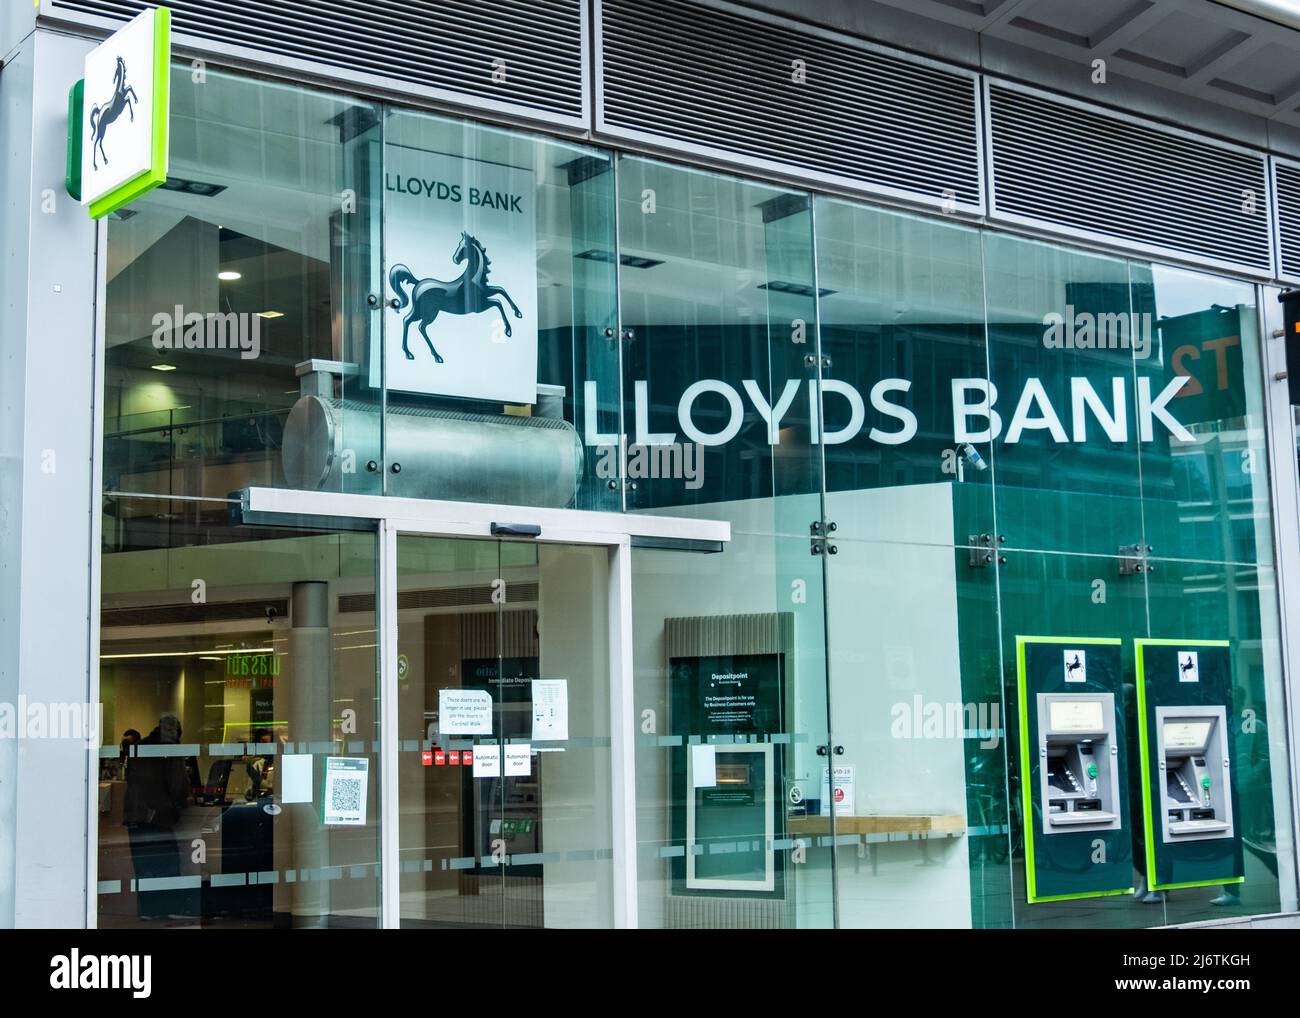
xmin=1016 ymin=636 xmax=1133 ymax=903
xmin=1134 ymin=639 xmax=1242 ymax=892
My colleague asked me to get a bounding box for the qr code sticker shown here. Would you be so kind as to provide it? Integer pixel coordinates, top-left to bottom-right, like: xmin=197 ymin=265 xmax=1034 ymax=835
xmin=330 ymin=777 xmax=362 ymax=814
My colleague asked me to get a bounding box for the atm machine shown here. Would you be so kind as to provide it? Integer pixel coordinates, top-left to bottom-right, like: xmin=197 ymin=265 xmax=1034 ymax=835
xmin=1156 ymin=708 xmax=1234 ymax=841
xmin=1016 ymin=636 xmax=1133 ymax=903
xmin=1037 ymin=693 xmax=1123 ymax=834
xmin=1135 ymin=640 xmax=1242 ymax=892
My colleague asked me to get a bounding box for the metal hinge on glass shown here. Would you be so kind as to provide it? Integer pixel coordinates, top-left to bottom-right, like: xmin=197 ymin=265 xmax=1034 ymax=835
xmin=968 ymin=534 xmax=1007 ymax=568
xmin=1119 ymin=543 xmax=1154 ymax=575
xmin=810 ymin=520 xmax=837 ymax=555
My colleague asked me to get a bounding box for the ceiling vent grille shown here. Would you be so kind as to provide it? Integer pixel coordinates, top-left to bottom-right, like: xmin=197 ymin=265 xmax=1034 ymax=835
xmin=48 ymin=0 xmax=586 ymax=125
xmin=597 ymin=0 xmax=982 ymax=211
xmin=987 ymin=83 xmax=1272 ymax=275
xmin=1273 ymin=161 xmax=1300 ymax=281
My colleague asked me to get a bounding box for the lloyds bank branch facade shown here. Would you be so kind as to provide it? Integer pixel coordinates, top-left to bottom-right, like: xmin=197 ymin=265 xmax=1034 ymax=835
xmin=2 ymin=0 xmax=1300 ymax=931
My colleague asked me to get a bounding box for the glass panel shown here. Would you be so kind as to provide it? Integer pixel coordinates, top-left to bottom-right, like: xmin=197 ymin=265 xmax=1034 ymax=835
xmin=619 ymin=157 xmax=834 ymax=927
xmin=104 ymin=66 xmax=383 ymax=500
xmin=997 ymin=550 xmax=1153 ymax=930
xmin=1144 ymin=559 xmax=1293 ymax=922
xmin=813 ymin=198 xmax=1000 ymax=927
xmin=97 ymin=497 xmax=381 ymax=928
xmin=615 ymin=157 xmax=823 ymax=516
xmin=396 ymin=536 xmax=613 ymax=928
xmin=983 ymin=233 xmax=1143 ymax=557
xmin=1131 ymin=266 xmax=1272 ymax=566
xmin=814 ymin=198 xmax=994 ymax=542
xmin=376 ymin=111 xmax=619 ymax=510
xmin=1129 ymin=269 xmax=1293 ymax=922
xmin=629 ymin=539 xmax=834 ymax=927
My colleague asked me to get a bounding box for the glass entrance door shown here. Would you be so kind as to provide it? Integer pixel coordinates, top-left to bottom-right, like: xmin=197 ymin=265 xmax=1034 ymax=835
xmin=394 ymin=534 xmax=613 ymax=927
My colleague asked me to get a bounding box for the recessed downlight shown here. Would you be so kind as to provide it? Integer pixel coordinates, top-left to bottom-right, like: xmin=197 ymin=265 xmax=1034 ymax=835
xmin=218 ymin=270 xmax=241 ymax=281
xmin=151 ymin=363 xmax=177 ymax=372
xmin=255 ymin=310 xmax=284 ymax=319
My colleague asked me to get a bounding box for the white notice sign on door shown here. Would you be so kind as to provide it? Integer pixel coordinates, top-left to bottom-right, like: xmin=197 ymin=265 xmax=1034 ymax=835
xmin=504 ymin=743 xmax=532 ymax=777
xmin=439 ymin=688 xmax=493 ymax=735
xmin=472 ymin=743 xmax=501 ymax=778
xmin=530 ymin=679 xmax=568 ymax=741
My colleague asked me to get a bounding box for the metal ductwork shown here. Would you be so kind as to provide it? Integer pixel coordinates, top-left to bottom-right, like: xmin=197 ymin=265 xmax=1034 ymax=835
xmin=1212 ymin=1 xmax=1300 ymax=33
xmin=281 ymin=396 xmax=584 ymax=508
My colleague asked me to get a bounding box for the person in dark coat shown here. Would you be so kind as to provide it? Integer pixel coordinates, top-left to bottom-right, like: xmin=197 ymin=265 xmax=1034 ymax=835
xmin=123 ymin=714 xmax=194 ymax=920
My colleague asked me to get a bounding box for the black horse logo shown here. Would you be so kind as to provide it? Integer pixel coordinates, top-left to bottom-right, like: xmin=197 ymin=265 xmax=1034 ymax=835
xmin=1065 ymin=653 xmax=1083 ymax=679
xmin=1180 ymin=656 xmax=1196 ymax=678
xmin=89 ymin=56 xmax=140 ymax=170
xmin=388 ymin=233 xmax=522 ymax=364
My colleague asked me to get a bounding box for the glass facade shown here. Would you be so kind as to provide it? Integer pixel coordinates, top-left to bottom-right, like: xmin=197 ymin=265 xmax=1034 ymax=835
xmin=98 ymin=65 xmax=1296 ymax=928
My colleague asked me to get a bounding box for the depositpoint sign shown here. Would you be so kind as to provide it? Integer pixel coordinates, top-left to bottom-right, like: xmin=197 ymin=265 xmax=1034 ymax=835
xmin=67 ymin=7 xmax=171 ymax=219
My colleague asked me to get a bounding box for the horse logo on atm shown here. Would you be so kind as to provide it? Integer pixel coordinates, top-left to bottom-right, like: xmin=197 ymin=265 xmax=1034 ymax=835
xmin=1179 ymin=651 xmax=1199 ymax=683
xmin=1063 ymin=650 xmax=1087 ymax=684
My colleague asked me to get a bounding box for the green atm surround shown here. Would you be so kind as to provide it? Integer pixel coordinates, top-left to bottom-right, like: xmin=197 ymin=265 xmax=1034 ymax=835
xmin=1016 ymin=635 xmax=1134 ymax=904
xmin=1134 ymin=639 xmax=1243 ymax=893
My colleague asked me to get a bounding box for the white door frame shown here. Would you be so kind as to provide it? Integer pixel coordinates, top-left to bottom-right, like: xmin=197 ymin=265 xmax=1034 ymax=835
xmin=243 ymin=486 xmax=730 ymax=929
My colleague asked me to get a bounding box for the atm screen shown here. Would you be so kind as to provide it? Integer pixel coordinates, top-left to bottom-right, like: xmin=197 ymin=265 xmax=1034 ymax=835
xmin=1164 ymin=720 xmax=1212 ymax=751
xmin=1048 ymin=700 xmax=1103 ymax=733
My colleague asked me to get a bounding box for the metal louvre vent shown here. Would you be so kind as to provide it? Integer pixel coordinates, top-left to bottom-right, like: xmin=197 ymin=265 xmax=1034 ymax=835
xmin=598 ymin=0 xmax=981 ymax=210
xmin=988 ymin=84 xmax=1272 ymax=274
xmin=49 ymin=0 xmax=585 ymax=123
xmin=1274 ymin=162 xmax=1300 ymax=280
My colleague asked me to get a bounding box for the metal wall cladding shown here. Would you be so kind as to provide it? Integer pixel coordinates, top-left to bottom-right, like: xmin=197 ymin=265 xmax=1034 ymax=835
xmin=50 ymin=0 xmax=587 ymax=123
xmin=1273 ymin=161 xmax=1300 ymax=280
xmin=50 ymin=0 xmax=1289 ymax=277
xmin=597 ymin=0 xmax=982 ymax=211
xmin=988 ymin=84 xmax=1273 ymax=274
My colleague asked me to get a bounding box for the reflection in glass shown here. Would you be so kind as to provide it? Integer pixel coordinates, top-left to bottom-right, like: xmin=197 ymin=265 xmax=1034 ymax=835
xmin=98 ymin=500 xmax=381 ymax=928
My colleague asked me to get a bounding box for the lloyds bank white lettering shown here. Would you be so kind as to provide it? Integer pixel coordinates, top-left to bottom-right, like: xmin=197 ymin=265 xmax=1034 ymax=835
xmin=582 ymin=375 xmax=1193 ymax=448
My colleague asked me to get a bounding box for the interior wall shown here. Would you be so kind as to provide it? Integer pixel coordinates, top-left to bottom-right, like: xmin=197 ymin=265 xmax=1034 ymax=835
xmin=824 ymin=484 xmax=971 ymax=928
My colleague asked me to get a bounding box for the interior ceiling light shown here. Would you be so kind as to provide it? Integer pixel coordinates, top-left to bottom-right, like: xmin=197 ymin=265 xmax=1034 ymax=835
xmin=576 ymin=249 xmax=664 ymax=269
xmin=759 ymin=280 xmax=836 ymax=298
xmin=218 ymin=270 xmax=241 ymax=281
xmin=151 ymin=363 xmax=177 ymax=371
xmin=158 ymin=176 xmax=228 ymax=197
xmin=255 ymin=310 xmax=284 ymax=318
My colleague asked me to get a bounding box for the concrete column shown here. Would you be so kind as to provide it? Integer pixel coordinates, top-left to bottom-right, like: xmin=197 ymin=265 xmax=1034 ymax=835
xmin=0 ymin=28 xmax=99 ymax=928
xmin=272 ymin=581 xmax=332 ymax=925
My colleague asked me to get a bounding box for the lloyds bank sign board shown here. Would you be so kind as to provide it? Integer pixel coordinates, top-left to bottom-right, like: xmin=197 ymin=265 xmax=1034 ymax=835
xmin=66 ymin=7 xmax=171 ymax=219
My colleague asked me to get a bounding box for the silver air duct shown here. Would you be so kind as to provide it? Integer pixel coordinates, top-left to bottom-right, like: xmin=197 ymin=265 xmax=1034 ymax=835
xmin=281 ymin=395 xmax=584 ymax=507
